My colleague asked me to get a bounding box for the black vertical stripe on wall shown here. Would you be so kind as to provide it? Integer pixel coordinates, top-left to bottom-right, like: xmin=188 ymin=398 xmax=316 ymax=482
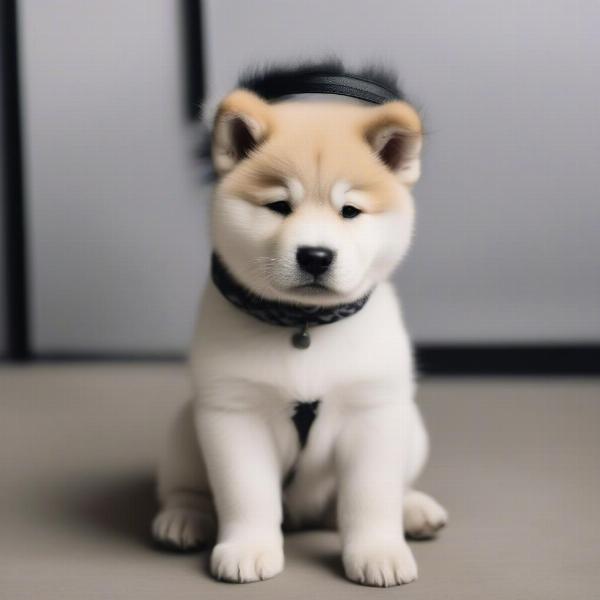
xmin=1 ymin=0 xmax=30 ymax=359
xmin=179 ymin=0 xmax=205 ymax=119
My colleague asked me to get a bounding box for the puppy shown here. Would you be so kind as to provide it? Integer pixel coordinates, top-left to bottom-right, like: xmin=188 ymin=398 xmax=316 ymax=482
xmin=152 ymin=62 xmax=447 ymax=587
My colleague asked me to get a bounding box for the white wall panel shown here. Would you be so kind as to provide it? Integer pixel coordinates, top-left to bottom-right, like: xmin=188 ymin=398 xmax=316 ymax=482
xmin=204 ymin=0 xmax=600 ymax=343
xmin=21 ymin=0 xmax=600 ymax=352
xmin=21 ymin=0 xmax=209 ymax=353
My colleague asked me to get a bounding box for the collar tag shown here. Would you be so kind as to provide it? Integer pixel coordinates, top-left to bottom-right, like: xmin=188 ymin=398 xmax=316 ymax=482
xmin=291 ymin=323 xmax=311 ymax=350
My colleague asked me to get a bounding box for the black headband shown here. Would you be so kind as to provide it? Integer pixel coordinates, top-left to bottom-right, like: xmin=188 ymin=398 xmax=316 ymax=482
xmin=247 ymin=72 xmax=399 ymax=105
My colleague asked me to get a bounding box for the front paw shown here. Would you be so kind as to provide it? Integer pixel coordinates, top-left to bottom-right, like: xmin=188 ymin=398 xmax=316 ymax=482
xmin=211 ymin=539 xmax=284 ymax=583
xmin=343 ymin=538 xmax=417 ymax=587
xmin=152 ymin=507 xmax=216 ymax=551
xmin=404 ymin=490 xmax=448 ymax=540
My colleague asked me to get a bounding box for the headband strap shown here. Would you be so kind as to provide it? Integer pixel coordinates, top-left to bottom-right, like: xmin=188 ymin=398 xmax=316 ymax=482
xmin=247 ymin=72 xmax=399 ymax=105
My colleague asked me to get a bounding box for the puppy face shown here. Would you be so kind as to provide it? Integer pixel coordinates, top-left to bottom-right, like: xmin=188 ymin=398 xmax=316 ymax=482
xmin=211 ymin=90 xmax=422 ymax=306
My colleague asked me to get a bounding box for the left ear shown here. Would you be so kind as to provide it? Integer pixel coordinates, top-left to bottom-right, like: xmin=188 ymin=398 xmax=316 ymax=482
xmin=211 ymin=89 xmax=273 ymax=176
xmin=363 ymin=101 xmax=423 ymax=187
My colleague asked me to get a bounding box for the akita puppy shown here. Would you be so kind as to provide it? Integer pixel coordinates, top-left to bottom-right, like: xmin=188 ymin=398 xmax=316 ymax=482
xmin=153 ymin=62 xmax=447 ymax=587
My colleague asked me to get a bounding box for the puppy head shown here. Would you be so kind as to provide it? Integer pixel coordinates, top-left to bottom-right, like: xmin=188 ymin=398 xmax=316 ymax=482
xmin=210 ymin=89 xmax=422 ymax=306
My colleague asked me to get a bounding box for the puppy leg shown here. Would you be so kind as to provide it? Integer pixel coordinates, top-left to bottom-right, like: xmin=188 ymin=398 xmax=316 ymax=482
xmin=195 ymin=406 xmax=285 ymax=583
xmin=337 ymin=400 xmax=417 ymax=587
xmin=153 ymin=401 xmax=216 ymax=550
xmin=400 ymin=401 xmax=447 ymax=538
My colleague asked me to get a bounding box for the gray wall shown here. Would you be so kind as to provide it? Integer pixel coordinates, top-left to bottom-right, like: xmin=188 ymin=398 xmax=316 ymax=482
xmin=204 ymin=0 xmax=600 ymax=343
xmin=21 ymin=0 xmax=210 ymax=354
xmin=19 ymin=0 xmax=600 ymax=354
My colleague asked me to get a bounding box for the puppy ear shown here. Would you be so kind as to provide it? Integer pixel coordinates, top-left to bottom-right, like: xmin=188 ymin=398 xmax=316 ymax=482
xmin=212 ymin=90 xmax=272 ymax=176
xmin=363 ymin=101 xmax=423 ymax=186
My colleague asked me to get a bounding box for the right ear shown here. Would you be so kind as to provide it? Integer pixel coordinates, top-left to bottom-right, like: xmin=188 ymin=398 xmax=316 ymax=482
xmin=362 ymin=101 xmax=423 ymax=187
xmin=212 ymin=90 xmax=272 ymax=176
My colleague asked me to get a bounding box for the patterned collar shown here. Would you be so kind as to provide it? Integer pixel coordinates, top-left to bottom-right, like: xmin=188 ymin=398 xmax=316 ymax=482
xmin=211 ymin=253 xmax=371 ymax=349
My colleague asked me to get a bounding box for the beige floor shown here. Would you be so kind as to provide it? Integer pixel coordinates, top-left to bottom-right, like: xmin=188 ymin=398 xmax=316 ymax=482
xmin=1 ymin=364 xmax=598 ymax=599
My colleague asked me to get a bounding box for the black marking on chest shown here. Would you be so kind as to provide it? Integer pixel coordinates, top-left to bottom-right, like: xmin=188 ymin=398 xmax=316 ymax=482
xmin=291 ymin=400 xmax=320 ymax=448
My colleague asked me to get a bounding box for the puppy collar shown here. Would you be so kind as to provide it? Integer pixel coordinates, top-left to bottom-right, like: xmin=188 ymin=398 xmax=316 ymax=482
xmin=211 ymin=253 xmax=371 ymax=349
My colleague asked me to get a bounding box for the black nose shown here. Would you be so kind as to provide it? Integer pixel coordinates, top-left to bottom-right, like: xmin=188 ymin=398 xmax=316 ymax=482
xmin=296 ymin=246 xmax=335 ymax=277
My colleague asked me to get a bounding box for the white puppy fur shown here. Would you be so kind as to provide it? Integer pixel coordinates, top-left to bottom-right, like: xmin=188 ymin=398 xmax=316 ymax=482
xmin=153 ymin=92 xmax=447 ymax=587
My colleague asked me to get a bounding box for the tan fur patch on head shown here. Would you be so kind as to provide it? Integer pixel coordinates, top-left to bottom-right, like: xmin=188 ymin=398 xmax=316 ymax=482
xmin=213 ymin=91 xmax=423 ymax=212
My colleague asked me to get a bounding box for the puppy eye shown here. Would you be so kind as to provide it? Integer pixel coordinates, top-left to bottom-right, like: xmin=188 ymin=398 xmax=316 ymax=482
xmin=341 ymin=205 xmax=362 ymax=219
xmin=265 ymin=200 xmax=292 ymax=216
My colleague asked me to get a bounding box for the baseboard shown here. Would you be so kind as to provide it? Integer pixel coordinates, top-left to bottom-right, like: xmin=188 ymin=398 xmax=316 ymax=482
xmin=17 ymin=344 xmax=600 ymax=376
xmin=415 ymin=345 xmax=600 ymax=375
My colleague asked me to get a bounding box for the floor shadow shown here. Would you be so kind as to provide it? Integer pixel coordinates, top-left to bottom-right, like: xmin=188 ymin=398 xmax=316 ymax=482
xmin=285 ymin=530 xmax=346 ymax=579
xmin=316 ymin=550 xmax=346 ymax=579
xmin=47 ymin=473 xmax=442 ymax=567
xmin=60 ymin=472 xmax=159 ymax=550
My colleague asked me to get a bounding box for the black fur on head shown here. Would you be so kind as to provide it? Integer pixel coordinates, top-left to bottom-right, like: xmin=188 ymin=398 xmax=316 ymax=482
xmin=237 ymin=58 xmax=405 ymax=103
xmin=197 ymin=58 xmax=407 ymax=180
